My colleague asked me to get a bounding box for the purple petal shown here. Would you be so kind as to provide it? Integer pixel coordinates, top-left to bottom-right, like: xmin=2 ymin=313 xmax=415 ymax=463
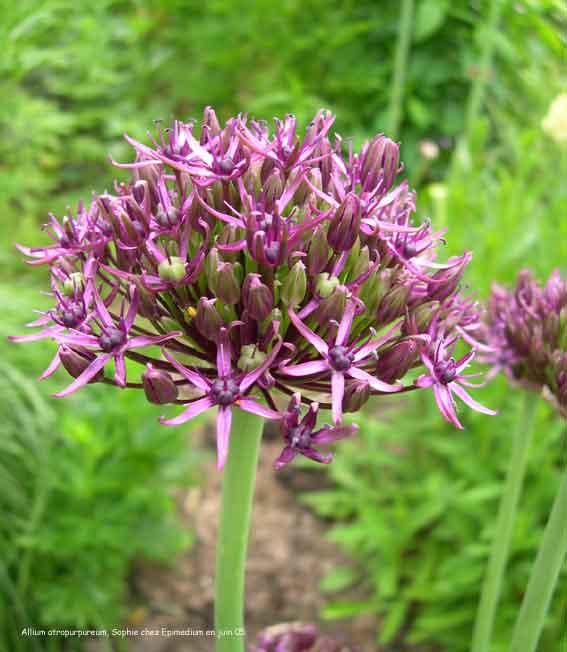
xmin=217 ymin=328 xmax=232 ymax=378
xmin=124 ymin=285 xmax=139 ymax=331
xmin=216 ymin=406 xmax=233 ymax=470
xmin=336 ymin=300 xmax=356 ymax=347
xmin=352 ymin=320 xmax=403 ymax=362
xmin=9 ymin=328 xmax=61 ymax=343
xmin=280 ymin=359 xmax=329 ymax=378
xmin=238 ymin=398 xmax=282 ymax=420
xmin=93 ymin=286 xmax=114 ymax=328
xmin=39 ymin=351 xmax=61 ymax=380
xmin=312 ymin=422 xmax=358 ymax=444
xmin=331 ymin=371 xmax=345 ymax=424
xmin=455 ymin=350 xmax=475 ymax=373
xmin=433 ymin=383 xmax=463 ymax=429
xmin=115 ymin=353 xmax=126 ymax=387
xmin=348 ymin=366 xmax=401 ymax=393
xmin=288 ymin=308 xmax=328 ymax=356
xmin=415 ymin=374 xmax=435 ymax=388
xmin=127 ymin=332 xmax=181 ymax=348
xmin=161 ymin=349 xmax=211 ymax=392
xmin=52 ymin=331 xmax=99 ymax=348
xmin=301 ymin=447 xmax=334 ymax=465
xmin=53 ymin=353 xmax=112 ymax=398
xmin=273 ymin=446 xmax=297 ymax=469
xmin=160 ymin=395 xmax=214 ymax=426
xmin=451 ymin=383 xmax=497 ymax=416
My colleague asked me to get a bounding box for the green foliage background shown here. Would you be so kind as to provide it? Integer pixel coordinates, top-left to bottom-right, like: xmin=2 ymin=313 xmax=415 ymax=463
xmin=0 ymin=0 xmax=566 ymax=650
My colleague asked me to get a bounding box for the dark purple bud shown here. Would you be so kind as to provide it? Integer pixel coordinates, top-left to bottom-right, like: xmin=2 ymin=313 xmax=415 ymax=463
xmin=307 ymin=226 xmax=330 ymax=276
xmin=156 ymin=205 xmax=180 ymax=228
xmin=142 ymin=364 xmax=178 ymax=404
xmin=376 ymin=339 xmax=419 ymax=383
xmin=376 ymin=284 xmax=410 ymax=325
xmin=360 ymin=135 xmax=400 ymax=191
xmin=242 ymin=273 xmax=273 ymax=320
xmin=314 ymin=284 xmax=348 ymax=325
xmin=343 ymin=380 xmax=370 ymax=413
xmin=427 ymin=253 xmax=471 ymax=301
xmin=60 ymin=347 xmax=104 ymax=382
xmin=194 ymin=297 xmax=223 ymax=341
xmin=210 ymin=261 xmax=241 ymax=305
xmin=202 ymin=106 xmax=221 ymax=137
xmin=327 ymin=193 xmax=360 ymax=252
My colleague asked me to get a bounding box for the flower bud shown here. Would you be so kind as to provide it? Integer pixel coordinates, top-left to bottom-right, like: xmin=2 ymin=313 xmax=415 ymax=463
xmin=349 ymin=245 xmax=370 ymax=281
xmin=376 ymin=339 xmax=419 ymax=383
xmin=194 ymin=297 xmax=223 ymax=341
xmin=60 ymin=347 xmax=104 ymax=382
xmin=63 ymin=272 xmax=85 ymax=297
xmin=237 ymin=344 xmax=268 ymax=373
xmin=158 ymin=256 xmax=186 ymax=283
xmin=315 ymin=273 xmax=340 ymax=299
xmin=360 ymin=135 xmax=399 ymax=191
xmin=427 ymin=253 xmax=471 ymax=301
xmin=376 ymin=284 xmax=410 ymax=324
xmin=156 ymin=205 xmax=180 ymax=228
xmin=327 ymin=193 xmax=360 ymax=251
xmin=142 ymin=364 xmax=178 ymax=404
xmin=242 ymin=274 xmax=273 ymax=320
xmin=263 ymin=169 xmax=284 ymax=211
xmin=342 ymin=380 xmax=370 ymax=413
xmin=314 ymin=284 xmax=348 ymax=325
xmin=407 ymin=300 xmax=440 ymax=334
xmin=210 ymin=261 xmax=241 ymax=305
xmin=281 ymin=261 xmax=307 ymax=307
xmin=307 ymin=226 xmax=330 ymax=276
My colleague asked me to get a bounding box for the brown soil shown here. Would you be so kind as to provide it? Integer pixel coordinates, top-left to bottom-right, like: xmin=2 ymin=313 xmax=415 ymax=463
xmin=121 ymin=420 xmax=377 ymax=652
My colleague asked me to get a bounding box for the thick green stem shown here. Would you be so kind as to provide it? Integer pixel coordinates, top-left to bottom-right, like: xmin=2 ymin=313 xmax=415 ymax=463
xmin=471 ymin=393 xmax=538 ymax=652
xmin=388 ymin=0 xmax=414 ymax=140
xmin=215 ymin=409 xmax=264 ymax=652
xmin=510 ymin=467 xmax=567 ymax=652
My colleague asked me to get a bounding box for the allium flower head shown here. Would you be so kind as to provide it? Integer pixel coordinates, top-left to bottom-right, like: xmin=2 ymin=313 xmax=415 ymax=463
xmin=11 ymin=108 xmax=493 ymax=467
xmin=480 ymin=268 xmax=567 ymax=418
xmin=252 ymin=622 xmax=350 ymax=652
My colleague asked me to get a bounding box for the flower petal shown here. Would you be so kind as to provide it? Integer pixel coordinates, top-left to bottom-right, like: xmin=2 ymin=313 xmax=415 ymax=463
xmin=53 ymin=353 xmax=112 ymax=398
xmin=288 ymin=308 xmax=328 ymax=356
xmin=348 ymin=366 xmax=401 ymax=393
xmin=216 ymin=406 xmax=233 ymax=470
xmin=312 ymin=423 xmax=358 ymax=444
xmin=279 ymin=359 xmax=329 ymax=377
xmin=161 ymin=348 xmax=211 ymax=392
xmin=273 ymin=446 xmax=297 ymax=470
xmin=336 ymin=300 xmax=356 ymax=347
xmin=451 ymin=383 xmax=497 ymax=416
xmin=39 ymin=350 xmax=61 ymax=381
xmin=160 ymin=395 xmax=214 ymax=426
xmin=238 ymin=398 xmax=282 ymax=420
xmin=331 ymin=371 xmax=345 ymax=424
xmin=433 ymin=383 xmax=463 ymax=429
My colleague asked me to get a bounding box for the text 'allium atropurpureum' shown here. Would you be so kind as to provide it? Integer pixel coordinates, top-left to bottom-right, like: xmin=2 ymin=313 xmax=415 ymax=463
xmin=11 ymin=108 xmax=494 ymax=469
xmin=479 ymin=268 xmax=567 ymax=418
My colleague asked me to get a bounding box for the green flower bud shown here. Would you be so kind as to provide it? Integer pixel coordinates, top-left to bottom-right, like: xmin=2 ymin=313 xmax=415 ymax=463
xmin=315 ymin=273 xmax=340 ymax=299
xmin=158 ymin=257 xmax=186 ymax=283
xmin=237 ymin=344 xmax=268 ymax=373
xmin=243 ymin=274 xmax=273 ymax=320
xmin=307 ymin=225 xmax=330 ymax=276
xmin=281 ymin=262 xmax=307 ymax=307
xmin=315 ymin=284 xmax=348 ymax=325
xmin=63 ymin=272 xmax=84 ymax=297
xmin=142 ymin=364 xmax=178 ymax=404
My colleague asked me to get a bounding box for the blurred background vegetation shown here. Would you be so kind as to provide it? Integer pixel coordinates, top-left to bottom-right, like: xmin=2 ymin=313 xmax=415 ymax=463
xmin=0 ymin=0 xmax=566 ymax=650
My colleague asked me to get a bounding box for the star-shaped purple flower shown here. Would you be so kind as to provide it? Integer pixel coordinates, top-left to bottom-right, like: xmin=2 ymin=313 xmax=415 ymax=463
xmin=282 ymin=300 xmax=401 ymax=423
xmin=160 ymin=328 xmax=282 ymax=468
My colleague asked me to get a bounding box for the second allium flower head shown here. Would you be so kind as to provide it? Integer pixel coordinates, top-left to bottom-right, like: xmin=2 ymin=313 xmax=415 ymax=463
xmin=12 ymin=108 xmax=495 ymax=468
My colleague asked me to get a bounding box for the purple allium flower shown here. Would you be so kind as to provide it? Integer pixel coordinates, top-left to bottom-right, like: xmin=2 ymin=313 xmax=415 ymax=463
xmin=252 ymin=622 xmax=350 ymax=652
xmin=11 ymin=107 xmax=493 ymax=469
xmin=480 ymin=268 xmax=567 ymax=418
xmin=274 ymin=393 xmax=358 ymax=468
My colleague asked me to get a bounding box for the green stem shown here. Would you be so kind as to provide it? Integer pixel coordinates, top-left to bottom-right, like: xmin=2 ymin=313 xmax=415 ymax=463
xmin=388 ymin=0 xmax=414 ymax=140
xmin=471 ymin=393 xmax=538 ymax=652
xmin=510 ymin=467 xmax=567 ymax=652
xmin=464 ymin=0 xmax=504 ymax=141
xmin=215 ymin=409 xmax=264 ymax=652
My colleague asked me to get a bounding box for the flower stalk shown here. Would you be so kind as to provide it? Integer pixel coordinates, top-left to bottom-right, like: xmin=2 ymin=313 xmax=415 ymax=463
xmin=510 ymin=467 xmax=567 ymax=652
xmin=215 ymin=409 xmax=264 ymax=652
xmin=471 ymin=392 xmax=538 ymax=652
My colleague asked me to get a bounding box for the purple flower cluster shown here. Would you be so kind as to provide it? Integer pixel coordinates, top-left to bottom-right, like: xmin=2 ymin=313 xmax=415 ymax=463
xmin=252 ymin=622 xmax=350 ymax=652
xmin=11 ymin=108 xmax=494 ymax=468
xmin=480 ymin=269 xmax=567 ymax=418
